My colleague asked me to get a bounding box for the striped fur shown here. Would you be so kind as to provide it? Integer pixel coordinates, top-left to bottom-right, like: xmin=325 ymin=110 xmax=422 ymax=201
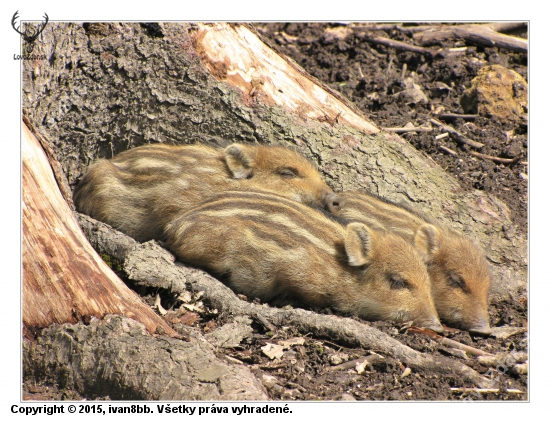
xmin=330 ymin=190 xmax=491 ymax=334
xmin=73 ymin=143 xmax=339 ymax=242
xmin=164 ymin=191 xmax=443 ymax=331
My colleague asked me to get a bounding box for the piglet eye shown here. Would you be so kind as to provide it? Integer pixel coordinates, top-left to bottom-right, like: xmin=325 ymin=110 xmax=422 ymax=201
xmin=277 ymin=167 xmax=299 ymax=178
xmin=389 ymin=275 xmax=410 ymax=290
xmin=448 ymin=272 xmax=467 ymax=290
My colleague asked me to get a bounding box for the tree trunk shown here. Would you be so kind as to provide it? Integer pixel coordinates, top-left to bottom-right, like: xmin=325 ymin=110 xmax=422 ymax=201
xmin=21 ymin=22 xmax=526 ymax=399
xmin=22 ymin=118 xmax=176 ymax=337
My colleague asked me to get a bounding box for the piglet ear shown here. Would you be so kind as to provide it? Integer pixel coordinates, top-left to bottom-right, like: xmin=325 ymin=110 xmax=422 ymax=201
xmin=224 ymin=143 xmax=256 ymax=179
xmin=345 ymin=222 xmax=375 ymax=267
xmin=414 ymin=224 xmax=441 ymax=261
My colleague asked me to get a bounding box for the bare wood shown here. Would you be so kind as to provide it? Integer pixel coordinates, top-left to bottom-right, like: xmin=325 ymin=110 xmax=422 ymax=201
xmin=439 ymin=145 xmax=458 ymax=156
xmin=408 ymin=327 xmax=492 ymax=357
xmin=197 ymin=23 xmax=379 ymax=135
xmin=22 ymin=115 xmax=75 ymax=210
xmin=22 ymin=121 xmax=176 ymax=336
xmin=381 ymin=126 xmax=433 ymax=133
xmin=438 ymin=113 xmax=479 ymax=120
xmin=450 ymin=387 xmax=524 ymax=394
xmin=414 ymin=25 xmax=527 ymax=53
xmin=430 ymin=118 xmax=485 ymax=148
xmin=469 ymin=151 xmax=520 ymax=165
xmin=361 ymin=34 xmax=435 ymax=56
xmin=327 ymin=355 xmax=380 ymax=372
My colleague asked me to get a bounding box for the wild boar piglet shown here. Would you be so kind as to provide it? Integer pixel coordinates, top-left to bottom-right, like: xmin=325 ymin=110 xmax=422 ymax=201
xmin=73 ymin=142 xmax=340 ymax=241
xmin=164 ymin=190 xmax=443 ymax=332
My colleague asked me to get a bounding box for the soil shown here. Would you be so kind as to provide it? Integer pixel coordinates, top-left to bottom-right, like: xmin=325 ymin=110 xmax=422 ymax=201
xmin=23 ymin=22 xmax=528 ymax=402
xmin=255 ymin=22 xmax=528 ymax=236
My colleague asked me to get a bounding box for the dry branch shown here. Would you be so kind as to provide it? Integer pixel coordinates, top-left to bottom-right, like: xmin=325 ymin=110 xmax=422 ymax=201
xmin=414 ymin=24 xmax=527 ymax=53
xmin=360 ymin=34 xmax=435 ymax=56
xmin=430 ymin=119 xmax=485 ymax=148
xmin=408 ymin=327 xmax=492 ymax=357
xmin=469 ymin=151 xmax=520 ymax=165
xmin=381 ymin=126 xmax=433 ymax=133
xmin=438 ymin=113 xmax=479 ymax=121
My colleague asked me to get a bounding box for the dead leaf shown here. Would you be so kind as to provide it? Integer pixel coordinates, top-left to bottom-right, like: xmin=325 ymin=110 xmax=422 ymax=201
xmin=262 ymin=343 xmax=285 ymax=360
xmin=277 ymin=337 xmax=305 ymax=348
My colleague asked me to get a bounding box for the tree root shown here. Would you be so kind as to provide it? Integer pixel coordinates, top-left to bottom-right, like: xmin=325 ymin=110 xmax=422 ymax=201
xmin=76 ymin=213 xmax=492 ymax=388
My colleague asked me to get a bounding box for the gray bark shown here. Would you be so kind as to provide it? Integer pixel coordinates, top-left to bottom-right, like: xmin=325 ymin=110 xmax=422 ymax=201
xmin=23 ymin=314 xmax=268 ymax=400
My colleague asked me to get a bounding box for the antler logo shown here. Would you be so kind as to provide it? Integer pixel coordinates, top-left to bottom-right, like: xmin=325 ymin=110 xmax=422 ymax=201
xmin=12 ymin=11 xmax=49 ymax=54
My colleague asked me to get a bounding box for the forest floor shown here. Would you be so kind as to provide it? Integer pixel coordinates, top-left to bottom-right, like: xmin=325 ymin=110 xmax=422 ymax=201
xmin=23 ymin=22 xmax=528 ymax=402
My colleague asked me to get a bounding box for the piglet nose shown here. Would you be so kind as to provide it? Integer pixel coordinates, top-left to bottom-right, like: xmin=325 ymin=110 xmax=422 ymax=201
xmin=325 ymin=192 xmax=344 ymax=213
xmin=468 ymin=319 xmax=492 ymax=336
xmin=415 ymin=317 xmax=444 ymax=334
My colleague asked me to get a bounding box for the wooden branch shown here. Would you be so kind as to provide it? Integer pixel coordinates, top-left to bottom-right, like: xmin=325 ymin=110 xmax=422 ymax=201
xmin=438 ymin=113 xmax=479 ymax=121
xmin=381 ymin=126 xmax=433 ymax=133
xmin=450 ymin=388 xmax=524 ymax=394
xmin=22 ymin=121 xmax=176 ymax=336
xmin=407 ymin=327 xmax=492 ymax=357
xmin=439 ymin=145 xmax=458 ymax=156
xmin=327 ymin=354 xmax=381 ymax=372
xmin=414 ymin=25 xmax=527 ymax=53
xmin=361 ymin=34 xmax=436 ymax=56
xmin=469 ymin=151 xmax=520 ymax=165
xmin=76 ymin=214 xmax=491 ymax=388
xmin=430 ymin=119 xmax=485 ymax=149
xmin=198 ymin=23 xmax=379 ymax=135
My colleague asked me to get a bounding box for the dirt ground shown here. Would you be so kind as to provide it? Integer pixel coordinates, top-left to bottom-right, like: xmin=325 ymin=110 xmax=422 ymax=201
xmin=23 ymin=22 xmax=528 ymax=402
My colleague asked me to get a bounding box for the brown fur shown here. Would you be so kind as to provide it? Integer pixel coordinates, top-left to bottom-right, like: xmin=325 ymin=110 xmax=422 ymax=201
xmin=330 ymin=190 xmax=491 ymax=334
xmin=164 ymin=190 xmax=443 ymax=331
xmin=73 ymin=143 xmax=338 ymax=242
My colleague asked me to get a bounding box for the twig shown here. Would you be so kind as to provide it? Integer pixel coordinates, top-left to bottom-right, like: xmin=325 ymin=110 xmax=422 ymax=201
xmin=362 ymin=34 xmax=436 ymax=56
xmin=349 ymin=23 xmax=404 ymax=32
xmin=408 ymin=326 xmax=492 ymax=357
xmin=430 ymin=119 xmax=484 ymax=149
xmin=358 ymin=33 xmax=436 ymax=56
xmin=252 ymin=312 xmax=277 ymax=333
xmin=401 ymin=63 xmax=407 ymax=80
xmin=438 ymin=113 xmax=479 ymax=121
xmin=469 ymin=151 xmax=520 ymax=165
xmin=435 ymin=133 xmax=449 ymax=140
xmin=439 ymin=145 xmax=457 ymax=156
xmin=356 ymin=63 xmax=364 ymax=79
xmin=381 ymin=126 xmax=433 ymax=133
xmin=450 ymin=387 xmax=524 ymax=394
xmin=328 ymin=354 xmax=380 ymax=372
